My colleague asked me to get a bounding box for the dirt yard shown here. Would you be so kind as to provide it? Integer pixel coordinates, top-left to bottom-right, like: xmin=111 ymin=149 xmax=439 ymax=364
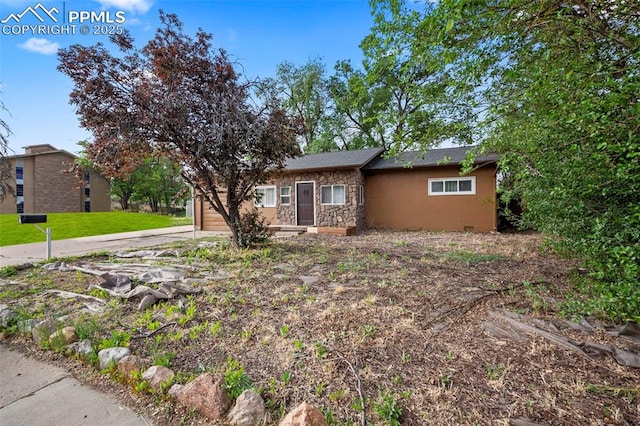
xmin=1 ymin=230 xmax=638 ymax=425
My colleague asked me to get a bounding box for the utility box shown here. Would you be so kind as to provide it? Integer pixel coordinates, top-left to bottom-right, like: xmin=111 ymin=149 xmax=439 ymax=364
xmin=19 ymin=214 xmax=47 ymax=224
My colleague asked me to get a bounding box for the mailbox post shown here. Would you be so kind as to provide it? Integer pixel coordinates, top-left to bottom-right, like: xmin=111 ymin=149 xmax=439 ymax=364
xmin=19 ymin=214 xmax=51 ymax=260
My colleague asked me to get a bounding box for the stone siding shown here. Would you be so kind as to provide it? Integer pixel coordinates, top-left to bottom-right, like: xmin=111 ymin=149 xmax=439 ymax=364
xmin=276 ymin=169 xmax=365 ymax=228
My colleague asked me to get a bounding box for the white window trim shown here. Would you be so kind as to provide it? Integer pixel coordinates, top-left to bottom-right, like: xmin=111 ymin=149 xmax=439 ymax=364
xmin=320 ymin=184 xmax=346 ymax=205
xmin=280 ymin=186 xmax=291 ymax=205
xmin=358 ymin=185 xmax=365 ymax=205
xmin=254 ymin=185 xmax=277 ymax=207
xmin=428 ymin=177 xmax=476 ymax=196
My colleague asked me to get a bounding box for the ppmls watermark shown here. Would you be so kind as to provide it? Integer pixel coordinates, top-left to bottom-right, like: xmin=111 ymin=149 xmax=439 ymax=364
xmin=1 ymin=2 xmax=126 ymax=36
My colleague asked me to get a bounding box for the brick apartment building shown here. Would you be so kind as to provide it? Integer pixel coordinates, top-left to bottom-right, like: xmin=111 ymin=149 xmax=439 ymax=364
xmin=0 ymin=144 xmax=110 ymax=214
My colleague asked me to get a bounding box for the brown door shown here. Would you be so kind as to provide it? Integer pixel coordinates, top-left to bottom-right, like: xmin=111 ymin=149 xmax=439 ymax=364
xmin=296 ymin=183 xmax=314 ymax=226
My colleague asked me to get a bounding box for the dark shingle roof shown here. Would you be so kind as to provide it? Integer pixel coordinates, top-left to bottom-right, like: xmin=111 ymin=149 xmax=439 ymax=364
xmin=284 ymin=147 xmax=384 ymax=172
xmin=363 ymin=146 xmax=499 ymax=170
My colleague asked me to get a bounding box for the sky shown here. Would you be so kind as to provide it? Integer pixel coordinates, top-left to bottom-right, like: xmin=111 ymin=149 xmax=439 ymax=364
xmin=0 ymin=0 xmax=376 ymax=156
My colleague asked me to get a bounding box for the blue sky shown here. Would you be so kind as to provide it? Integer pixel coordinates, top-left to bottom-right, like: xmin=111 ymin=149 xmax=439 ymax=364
xmin=0 ymin=0 xmax=375 ymax=156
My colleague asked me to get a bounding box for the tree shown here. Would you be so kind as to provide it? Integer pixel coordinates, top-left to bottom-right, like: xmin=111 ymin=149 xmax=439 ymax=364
xmin=377 ymin=0 xmax=640 ymax=319
xmin=58 ymin=11 xmax=300 ymax=248
xmin=261 ymin=58 xmax=331 ymax=152
xmin=328 ymin=2 xmax=471 ymax=153
xmin=0 ymin=97 xmax=13 ymax=201
xmin=129 ymin=156 xmax=189 ymax=214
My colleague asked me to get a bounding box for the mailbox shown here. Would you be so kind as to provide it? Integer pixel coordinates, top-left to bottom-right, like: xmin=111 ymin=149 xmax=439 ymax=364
xmin=19 ymin=214 xmax=47 ymax=224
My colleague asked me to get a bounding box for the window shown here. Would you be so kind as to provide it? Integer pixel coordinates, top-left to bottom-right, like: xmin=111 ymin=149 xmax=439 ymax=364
xmin=358 ymin=185 xmax=365 ymax=205
xmin=321 ymin=185 xmax=346 ymax=205
xmin=16 ymin=184 xmax=24 ymax=197
xmin=84 ymin=172 xmax=90 ymax=183
xmin=254 ymin=186 xmax=276 ymax=207
xmin=428 ymin=177 xmax=476 ymax=196
xmin=280 ymin=186 xmax=291 ymax=205
xmin=84 ymin=201 xmax=91 ymax=212
xmin=84 ymin=187 xmax=91 ymax=198
xmin=17 ymin=202 xmax=24 ymax=214
xmin=15 ymin=166 xmax=23 ymax=180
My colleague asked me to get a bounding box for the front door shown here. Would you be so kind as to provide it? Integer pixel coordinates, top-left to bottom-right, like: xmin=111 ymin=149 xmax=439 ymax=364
xmin=296 ymin=183 xmax=314 ymax=226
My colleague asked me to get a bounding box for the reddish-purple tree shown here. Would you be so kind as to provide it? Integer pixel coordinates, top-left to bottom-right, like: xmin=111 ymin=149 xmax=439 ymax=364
xmin=58 ymin=12 xmax=300 ymax=248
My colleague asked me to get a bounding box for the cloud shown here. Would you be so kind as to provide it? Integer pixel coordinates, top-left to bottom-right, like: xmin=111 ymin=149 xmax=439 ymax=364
xmin=18 ymin=37 xmax=60 ymax=55
xmin=95 ymin=0 xmax=152 ymax=14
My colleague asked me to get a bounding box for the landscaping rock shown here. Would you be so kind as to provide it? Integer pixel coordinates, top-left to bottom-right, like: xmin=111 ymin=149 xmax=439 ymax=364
xmin=75 ymin=339 xmax=94 ymax=357
xmin=0 ymin=304 xmax=16 ymax=327
xmin=176 ymin=373 xmax=230 ymax=420
xmin=118 ymin=355 xmax=146 ymax=381
xmin=279 ymin=402 xmax=327 ymax=426
xmin=31 ymin=318 xmax=58 ymax=345
xmin=227 ymin=389 xmax=266 ymax=426
xmin=142 ymin=365 xmax=175 ymax=391
xmin=168 ymin=383 xmax=184 ymax=398
xmin=98 ymin=347 xmax=131 ymax=369
xmin=50 ymin=326 xmax=77 ymax=344
xmin=17 ymin=318 xmax=35 ymax=334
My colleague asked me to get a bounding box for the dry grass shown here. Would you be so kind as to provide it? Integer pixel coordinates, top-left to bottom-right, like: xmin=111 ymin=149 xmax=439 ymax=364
xmin=1 ymin=230 xmax=638 ymax=425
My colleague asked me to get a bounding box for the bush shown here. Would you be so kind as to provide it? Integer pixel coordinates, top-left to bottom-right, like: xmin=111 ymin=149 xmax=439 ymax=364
xmin=237 ymin=209 xmax=270 ymax=248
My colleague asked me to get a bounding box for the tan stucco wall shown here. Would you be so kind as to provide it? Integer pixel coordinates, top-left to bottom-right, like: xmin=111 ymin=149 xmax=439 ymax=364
xmin=89 ymin=173 xmax=111 ymax=212
xmin=364 ymin=166 xmax=497 ymax=232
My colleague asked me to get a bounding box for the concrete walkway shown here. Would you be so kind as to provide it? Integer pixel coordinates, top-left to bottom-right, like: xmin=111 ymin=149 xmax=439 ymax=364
xmin=0 ymin=344 xmax=150 ymax=426
xmin=0 ymin=226 xmax=227 ymax=267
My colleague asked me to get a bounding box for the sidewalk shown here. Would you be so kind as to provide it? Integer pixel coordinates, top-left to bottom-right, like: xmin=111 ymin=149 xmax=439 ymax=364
xmin=0 ymin=344 xmax=150 ymax=426
xmin=0 ymin=226 xmax=227 ymax=267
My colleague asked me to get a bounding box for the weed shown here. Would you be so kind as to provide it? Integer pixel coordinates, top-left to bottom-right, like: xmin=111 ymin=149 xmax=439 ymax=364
xmin=352 ymin=397 xmax=364 ymax=413
xmin=314 ymin=341 xmax=328 ymax=358
xmin=89 ymin=287 xmax=109 ymax=299
xmin=445 ymin=350 xmax=456 ymax=361
xmin=314 ymin=382 xmax=325 ymax=395
xmin=329 ymin=389 xmax=347 ymax=402
xmin=392 ymin=374 xmax=403 ymax=385
xmin=210 ymin=320 xmax=222 ymax=337
xmin=400 ymin=350 xmax=410 ymax=364
xmin=362 ymin=324 xmax=377 ymax=339
xmin=0 ymin=265 xmax=17 ymax=278
xmin=178 ymin=296 xmax=197 ymax=326
xmin=281 ymin=370 xmax=292 ymax=385
xmin=99 ymin=330 xmax=131 ymax=350
xmin=279 ymin=324 xmax=289 ymax=338
xmin=373 ymin=390 xmax=403 ymax=425
xmin=223 ymin=357 xmax=253 ymax=400
xmin=240 ymin=329 xmax=252 ymax=340
xmin=484 ymin=363 xmax=505 ymax=380
xmin=154 ymin=351 xmax=176 ymax=368
xmin=74 ymin=317 xmax=100 ymax=341
xmin=293 ymin=338 xmax=304 ymax=351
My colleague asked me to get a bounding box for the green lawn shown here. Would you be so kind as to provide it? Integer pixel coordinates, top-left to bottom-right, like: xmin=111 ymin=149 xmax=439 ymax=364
xmin=0 ymin=212 xmax=192 ymax=246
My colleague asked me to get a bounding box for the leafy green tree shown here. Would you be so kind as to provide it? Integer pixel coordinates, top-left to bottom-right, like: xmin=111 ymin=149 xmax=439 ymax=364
xmin=129 ymin=157 xmax=188 ymax=214
xmin=377 ymin=0 xmax=640 ymax=320
xmin=329 ymin=1 xmax=471 ymax=153
xmin=261 ymin=58 xmax=331 ymax=152
xmin=58 ymin=12 xmax=300 ymax=248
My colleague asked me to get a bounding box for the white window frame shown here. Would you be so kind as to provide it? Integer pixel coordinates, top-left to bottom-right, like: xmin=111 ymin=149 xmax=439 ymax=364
xmin=254 ymin=185 xmax=277 ymax=207
xmin=320 ymin=185 xmax=346 ymax=205
xmin=358 ymin=185 xmax=365 ymax=205
xmin=280 ymin=186 xmax=291 ymax=205
xmin=428 ymin=177 xmax=476 ymax=196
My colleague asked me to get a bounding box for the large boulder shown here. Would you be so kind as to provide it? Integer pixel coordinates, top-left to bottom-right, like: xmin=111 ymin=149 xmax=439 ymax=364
xmin=176 ymin=373 xmax=230 ymax=420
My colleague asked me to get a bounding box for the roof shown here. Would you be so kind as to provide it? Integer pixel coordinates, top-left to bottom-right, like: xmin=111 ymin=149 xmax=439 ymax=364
xmin=7 ymin=145 xmax=77 ymax=160
xmin=363 ymin=146 xmax=500 ymax=170
xmin=284 ymin=147 xmax=384 ymax=172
